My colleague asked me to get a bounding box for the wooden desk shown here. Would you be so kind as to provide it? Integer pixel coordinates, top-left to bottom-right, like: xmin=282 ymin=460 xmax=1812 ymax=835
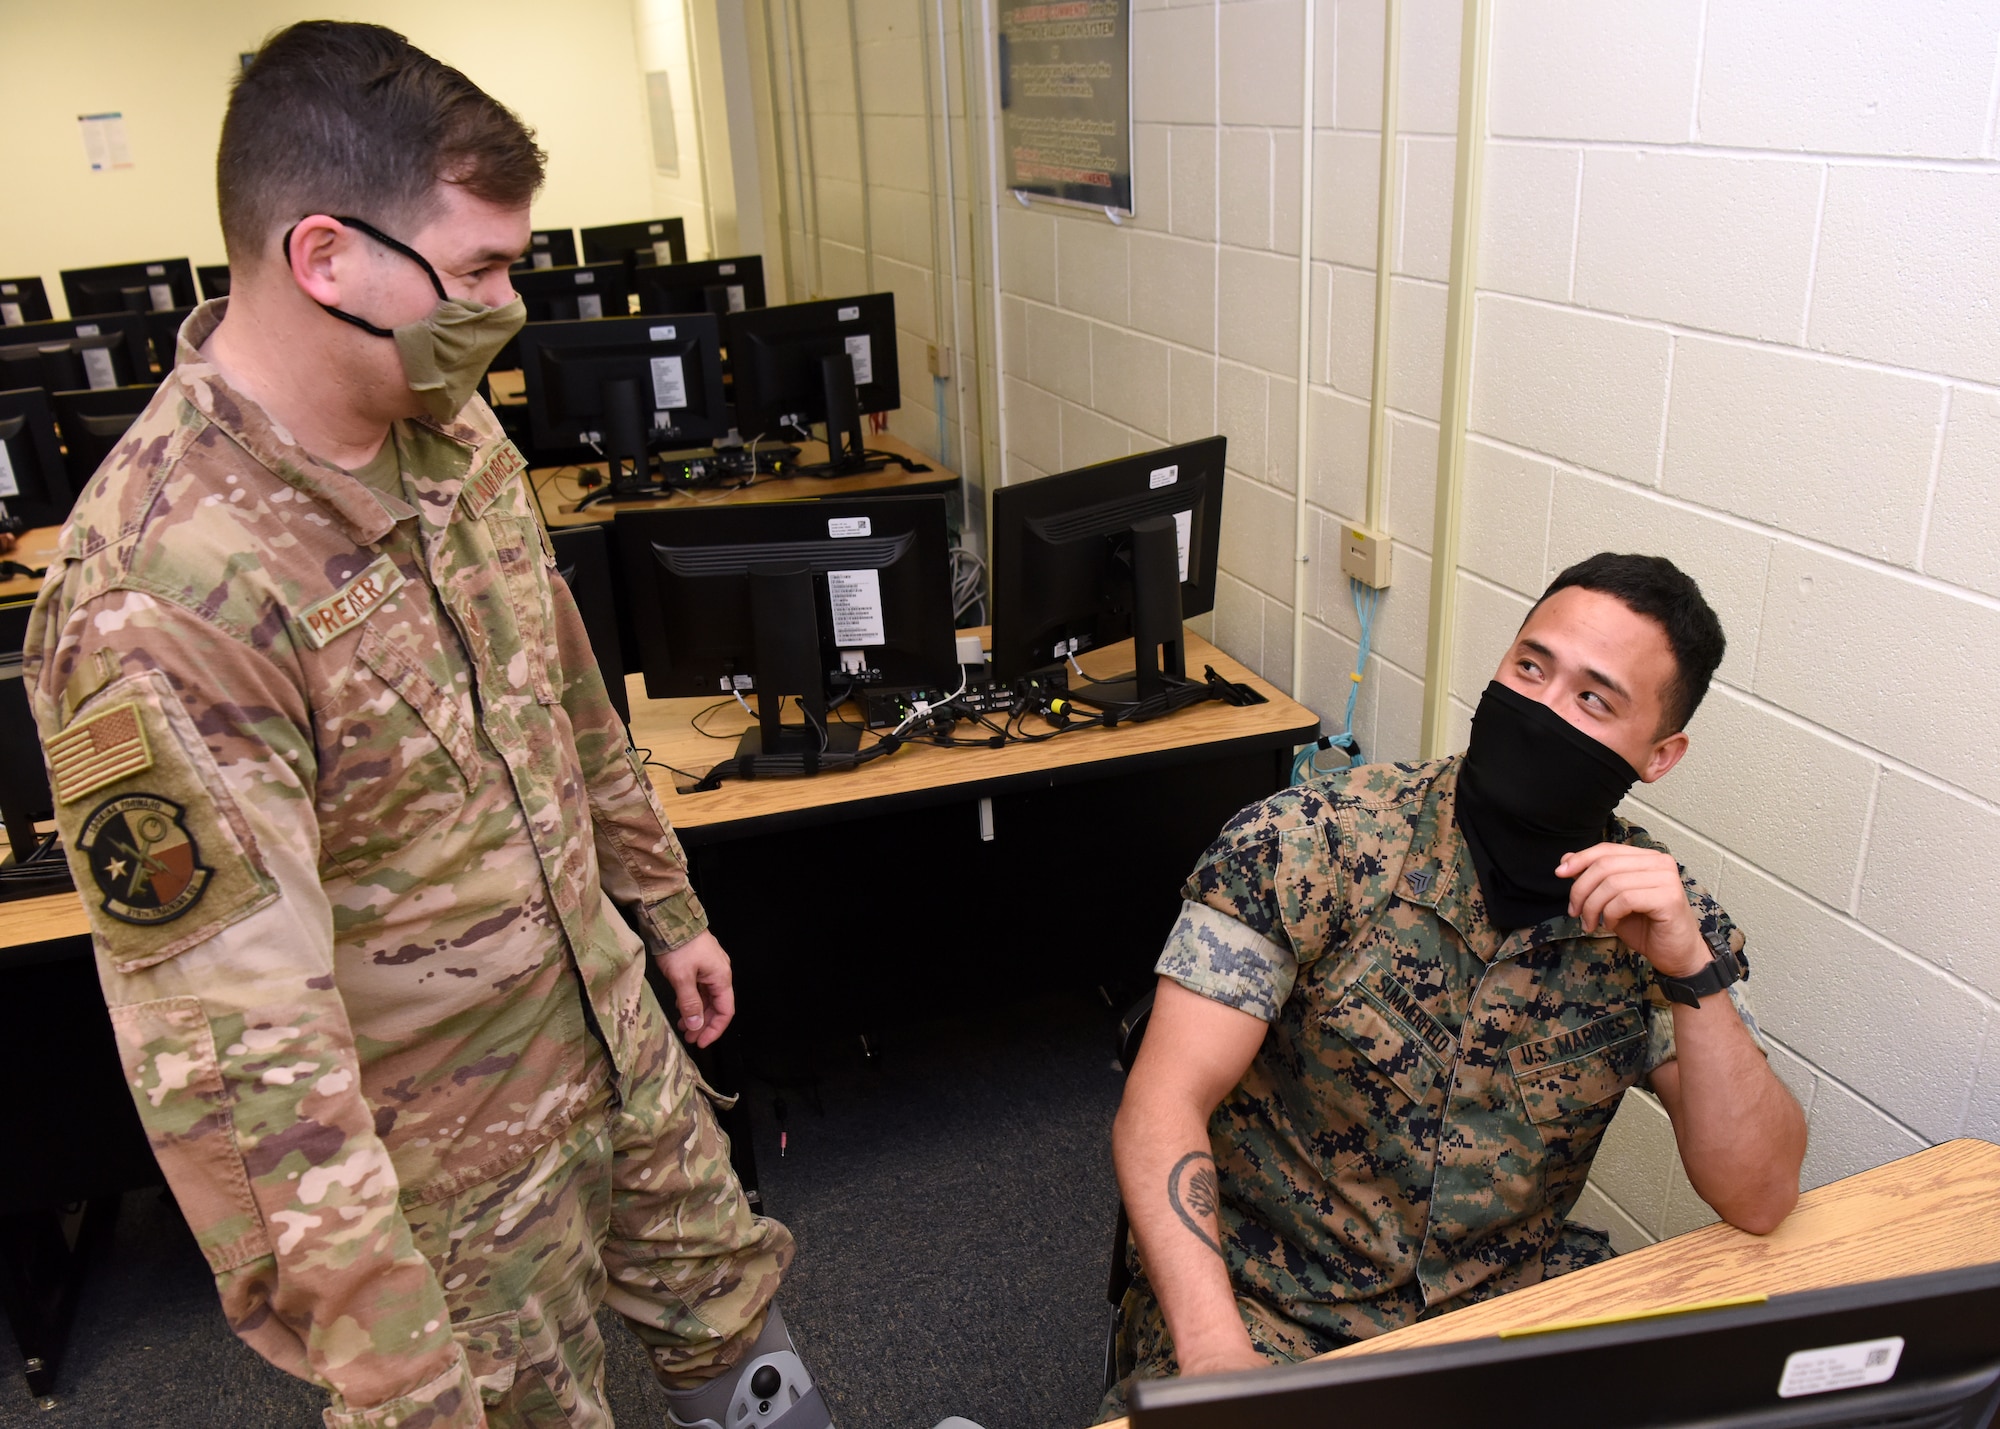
xmin=0 ymin=524 xmax=59 ymax=602
xmin=632 ymin=629 xmax=1316 ymax=843
xmin=1098 ymin=1138 xmax=2000 ymax=1428
xmin=532 ymin=431 xmax=962 ymax=530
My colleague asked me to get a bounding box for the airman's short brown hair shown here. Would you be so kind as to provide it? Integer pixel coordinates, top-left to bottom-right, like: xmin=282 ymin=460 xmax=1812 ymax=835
xmin=217 ymin=21 xmax=545 ymax=268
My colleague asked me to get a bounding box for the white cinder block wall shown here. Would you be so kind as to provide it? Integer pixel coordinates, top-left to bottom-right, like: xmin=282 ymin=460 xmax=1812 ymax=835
xmin=990 ymin=0 xmax=2000 ymax=1246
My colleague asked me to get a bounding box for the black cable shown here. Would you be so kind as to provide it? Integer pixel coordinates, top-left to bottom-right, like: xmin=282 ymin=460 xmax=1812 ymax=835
xmin=689 ymin=698 xmax=744 ymax=739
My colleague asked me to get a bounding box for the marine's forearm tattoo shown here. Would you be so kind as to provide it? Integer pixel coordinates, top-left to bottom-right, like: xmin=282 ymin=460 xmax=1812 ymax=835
xmin=1168 ymin=1151 xmax=1224 ymax=1259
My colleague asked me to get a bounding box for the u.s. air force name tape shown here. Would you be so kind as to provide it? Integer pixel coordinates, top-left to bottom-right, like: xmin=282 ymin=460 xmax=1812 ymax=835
xmin=298 ymin=554 xmax=405 ymax=649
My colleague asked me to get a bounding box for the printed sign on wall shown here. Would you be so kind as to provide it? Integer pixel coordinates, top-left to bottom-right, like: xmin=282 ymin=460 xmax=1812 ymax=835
xmin=998 ymin=1 xmax=1132 ymax=214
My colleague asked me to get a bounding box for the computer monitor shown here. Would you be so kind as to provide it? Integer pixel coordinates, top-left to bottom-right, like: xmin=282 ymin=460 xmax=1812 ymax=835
xmin=615 ymin=495 xmax=958 ymax=763
xmin=632 ymin=256 xmax=767 ymax=320
xmin=580 ymin=217 xmax=687 ymax=268
xmin=53 ymin=384 xmax=158 ymax=492
xmin=143 ymin=307 xmax=196 ymax=374
xmin=511 ymin=262 xmax=631 ymax=323
xmin=988 ymin=436 xmax=1226 ymax=705
xmin=0 ymin=600 xmax=52 ymax=864
xmin=724 ymin=294 xmax=900 ymax=473
xmin=1129 ymin=1261 xmax=2000 ymax=1429
xmin=0 ymin=388 xmax=74 ymax=529
xmin=60 ymin=258 xmax=199 ymax=317
xmin=0 ymin=314 xmax=149 ymax=393
xmin=517 ymin=314 xmax=728 ymax=493
xmin=196 ymin=264 xmax=232 ymax=301
xmin=514 ymin=228 xmax=580 ymax=271
xmin=0 ymin=279 xmax=53 ymax=328
xmin=547 ymin=524 xmax=629 ymax=727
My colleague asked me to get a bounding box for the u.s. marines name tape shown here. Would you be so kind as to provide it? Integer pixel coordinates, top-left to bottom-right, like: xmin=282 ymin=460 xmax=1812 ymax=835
xmin=298 ymin=555 xmax=405 ymax=650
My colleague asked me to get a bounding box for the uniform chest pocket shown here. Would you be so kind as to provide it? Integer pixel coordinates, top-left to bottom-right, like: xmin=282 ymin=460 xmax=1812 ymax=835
xmin=1508 ymin=1006 xmax=1648 ymax=1126
xmin=312 ymin=625 xmax=481 ymax=871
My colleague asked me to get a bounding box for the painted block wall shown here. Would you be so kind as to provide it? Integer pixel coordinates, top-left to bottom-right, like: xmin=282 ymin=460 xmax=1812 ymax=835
xmin=990 ymin=0 xmax=2000 ymax=1248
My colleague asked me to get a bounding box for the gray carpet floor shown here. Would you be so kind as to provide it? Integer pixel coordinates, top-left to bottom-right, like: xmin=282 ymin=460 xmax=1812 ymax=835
xmin=0 ymin=988 xmax=1127 ymax=1428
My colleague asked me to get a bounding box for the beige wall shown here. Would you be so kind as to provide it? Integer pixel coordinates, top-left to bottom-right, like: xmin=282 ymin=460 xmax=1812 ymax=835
xmin=0 ymin=0 xmax=666 ymax=317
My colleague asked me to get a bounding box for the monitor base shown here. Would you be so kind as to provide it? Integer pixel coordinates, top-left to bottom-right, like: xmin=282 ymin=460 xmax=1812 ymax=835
xmin=733 ymin=721 xmax=865 ymax=764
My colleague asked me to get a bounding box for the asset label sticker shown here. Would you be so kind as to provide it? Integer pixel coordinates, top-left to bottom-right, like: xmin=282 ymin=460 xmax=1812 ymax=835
xmin=75 ymin=323 xmax=100 ymax=336
xmin=298 ymin=555 xmax=405 ymax=649
xmin=578 ymin=293 xmax=604 ymax=320
xmin=653 ymin=241 xmax=675 ymax=265
xmin=726 ymin=284 xmax=746 ymax=313
xmin=575 ymin=270 xmax=595 ymax=284
xmin=146 ymin=264 xmax=165 ymax=277
xmin=1175 ymin=509 xmax=1192 ymax=582
xmin=648 ymin=222 xmax=665 ymax=235
xmin=1150 ymin=464 xmax=1178 ymax=489
xmin=1778 ymin=1338 xmax=1904 ymax=1399
xmin=531 ymin=253 xmax=553 ymax=269
xmin=838 ymin=305 xmax=860 ymax=322
xmin=845 ymin=334 xmax=874 ymax=385
xmin=0 ymin=440 xmax=17 ymax=497
xmin=82 ymin=346 xmax=117 ymax=390
xmin=828 ymin=516 xmax=871 ymax=538
xmin=827 ymin=569 xmax=886 ymax=646
xmin=650 ymin=325 xmax=677 ymax=341
xmin=719 ymin=263 xmax=737 ymax=275
xmin=651 ymin=354 xmax=687 ymax=410
xmin=1 ymin=283 xmax=15 ymax=294
xmin=0 ymin=302 xmax=19 ymax=327
xmin=148 ymin=283 xmax=174 ymax=311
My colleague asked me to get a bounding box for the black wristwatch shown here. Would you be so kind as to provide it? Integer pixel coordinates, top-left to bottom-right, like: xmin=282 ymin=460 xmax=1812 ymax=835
xmin=1656 ymin=952 xmax=1742 ymax=1008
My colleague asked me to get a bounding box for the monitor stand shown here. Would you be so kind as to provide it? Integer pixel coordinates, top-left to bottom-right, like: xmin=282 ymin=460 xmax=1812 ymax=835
xmin=734 ymin=563 xmax=863 ymax=771
xmin=818 ymin=351 xmax=872 ymax=475
xmin=1068 ymin=515 xmax=1188 ymax=708
xmin=575 ymin=375 xmax=657 ymax=509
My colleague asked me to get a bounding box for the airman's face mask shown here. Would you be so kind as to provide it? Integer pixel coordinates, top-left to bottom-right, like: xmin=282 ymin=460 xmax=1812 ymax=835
xmin=284 ymin=215 xmax=526 ymax=423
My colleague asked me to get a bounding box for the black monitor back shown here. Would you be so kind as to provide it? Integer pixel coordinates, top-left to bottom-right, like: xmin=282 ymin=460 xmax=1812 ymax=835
xmin=989 ymin=436 xmax=1227 ymax=681
xmin=1131 ymin=1261 xmax=2000 ymax=1429
xmin=196 ymin=264 xmax=232 ymax=301
xmin=724 ymin=294 xmax=900 ymax=441
xmin=53 ymin=385 xmax=159 ymax=492
xmin=633 ymin=256 xmax=767 ymax=319
xmin=516 ymin=228 xmax=580 ymax=270
xmin=548 ymin=524 xmax=629 ymax=726
xmin=512 ymin=263 xmax=631 ymax=324
xmin=580 ymin=218 xmax=687 ymax=268
xmin=1 ymin=278 xmax=54 ymax=327
xmin=0 ymin=388 xmax=76 ymax=527
xmin=517 ymin=314 xmax=729 ymax=458
xmin=0 ymin=597 xmax=51 ymax=863
xmin=144 ymin=307 xmax=196 ymax=374
xmin=615 ymin=495 xmax=958 ymax=702
xmin=61 ymin=258 xmax=199 ymax=317
xmin=0 ymin=314 xmax=150 ymax=392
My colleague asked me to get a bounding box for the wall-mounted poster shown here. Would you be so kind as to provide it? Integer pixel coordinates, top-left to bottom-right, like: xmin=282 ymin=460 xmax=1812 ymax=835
xmin=998 ymin=1 xmax=1132 ymax=214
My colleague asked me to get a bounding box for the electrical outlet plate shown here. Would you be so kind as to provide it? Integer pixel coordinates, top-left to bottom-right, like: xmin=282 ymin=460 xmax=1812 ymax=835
xmin=1340 ymin=526 xmax=1392 ymax=588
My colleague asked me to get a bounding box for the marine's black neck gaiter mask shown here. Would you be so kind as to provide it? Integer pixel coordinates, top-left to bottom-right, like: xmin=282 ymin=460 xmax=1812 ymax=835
xmin=1455 ymin=681 xmax=1642 ymax=932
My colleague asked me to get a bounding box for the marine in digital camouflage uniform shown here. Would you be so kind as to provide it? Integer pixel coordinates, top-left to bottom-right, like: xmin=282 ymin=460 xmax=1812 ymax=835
xmin=1099 ymin=758 xmax=1752 ymax=1416
xmin=27 ymin=302 xmax=790 ymax=1428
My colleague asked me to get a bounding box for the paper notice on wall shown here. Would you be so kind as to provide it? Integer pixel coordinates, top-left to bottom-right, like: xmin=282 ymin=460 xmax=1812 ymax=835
xmin=827 ymin=569 xmax=886 ymax=646
xmin=577 ymin=293 xmax=604 ymax=320
xmin=845 ymin=334 xmax=874 ymax=385
xmin=1174 ymin=509 xmax=1191 ymax=582
xmin=651 ymin=354 xmax=687 ymax=410
xmin=82 ymin=346 xmax=117 ymax=390
xmin=0 ymin=441 xmax=19 ymax=498
xmin=0 ymin=303 xmax=20 ymax=327
xmin=79 ymin=112 xmax=134 ymax=171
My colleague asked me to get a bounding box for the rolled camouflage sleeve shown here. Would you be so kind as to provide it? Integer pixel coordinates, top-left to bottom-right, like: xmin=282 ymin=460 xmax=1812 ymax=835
xmin=547 ymin=560 xmax=707 ymax=950
xmin=1156 ymin=900 xmax=1299 ymax=1022
xmin=28 ymin=587 xmax=478 ymax=1428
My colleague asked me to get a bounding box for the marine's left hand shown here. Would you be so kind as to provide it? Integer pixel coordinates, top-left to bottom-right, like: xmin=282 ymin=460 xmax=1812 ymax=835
xmin=1557 ymin=843 xmax=1709 ymax=978
xmin=654 ymin=929 xmax=736 ymax=1047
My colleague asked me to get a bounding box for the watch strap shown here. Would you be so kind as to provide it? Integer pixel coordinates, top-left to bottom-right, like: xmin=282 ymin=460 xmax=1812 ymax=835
xmin=1656 ymin=952 xmax=1742 ymax=1008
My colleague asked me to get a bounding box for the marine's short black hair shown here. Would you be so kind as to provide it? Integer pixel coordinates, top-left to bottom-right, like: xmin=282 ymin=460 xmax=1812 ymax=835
xmin=1530 ymin=553 xmax=1726 ymax=735
xmin=217 ymin=21 xmax=545 ymax=268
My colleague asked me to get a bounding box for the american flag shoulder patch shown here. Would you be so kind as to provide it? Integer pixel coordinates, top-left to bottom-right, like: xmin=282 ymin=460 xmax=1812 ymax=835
xmin=47 ymin=700 xmax=154 ymax=805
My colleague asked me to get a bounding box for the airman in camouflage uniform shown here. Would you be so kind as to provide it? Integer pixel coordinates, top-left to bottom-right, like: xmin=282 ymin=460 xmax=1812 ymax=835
xmin=27 ymin=302 xmax=791 ymax=1427
xmin=1099 ymin=754 xmax=1760 ymax=1421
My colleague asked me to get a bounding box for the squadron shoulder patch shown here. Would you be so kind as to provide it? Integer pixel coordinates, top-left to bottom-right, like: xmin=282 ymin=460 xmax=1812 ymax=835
xmin=46 ymin=700 xmax=154 ymax=804
xmin=77 ymin=793 xmax=213 ymax=925
xmin=298 ymin=555 xmax=405 ymax=649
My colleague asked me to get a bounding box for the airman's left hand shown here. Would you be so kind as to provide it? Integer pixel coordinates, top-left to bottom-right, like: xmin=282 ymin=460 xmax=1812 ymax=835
xmin=653 ymin=929 xmax=736 ymax=1047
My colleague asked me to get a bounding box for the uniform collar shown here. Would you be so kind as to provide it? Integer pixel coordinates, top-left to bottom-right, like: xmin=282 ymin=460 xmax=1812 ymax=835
xmin=1395 ymin=756 xmax=1613 ymax=963
xmin=171 ymin=297 xmax=496 ymax=549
